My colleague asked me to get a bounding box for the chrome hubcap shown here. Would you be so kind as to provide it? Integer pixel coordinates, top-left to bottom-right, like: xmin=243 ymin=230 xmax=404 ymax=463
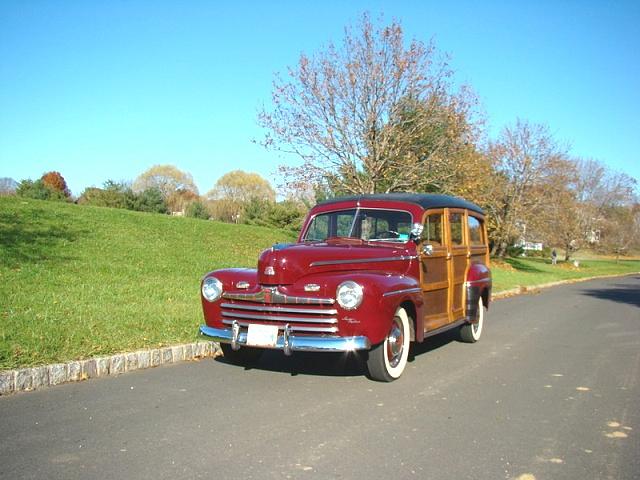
xmin=387 ymin=317 xmax=404 ymax=368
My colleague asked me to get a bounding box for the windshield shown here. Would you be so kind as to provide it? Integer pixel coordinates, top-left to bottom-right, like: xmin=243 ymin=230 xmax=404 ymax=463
xmin=303 ymin=208 xmax=413 ymax=243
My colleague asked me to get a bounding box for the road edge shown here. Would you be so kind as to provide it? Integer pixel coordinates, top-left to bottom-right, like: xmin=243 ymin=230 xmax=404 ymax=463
xmin=0 ymin=341 xmax=221 ymax=396
xmin=2 ymin=271 xmax=638 ymax=396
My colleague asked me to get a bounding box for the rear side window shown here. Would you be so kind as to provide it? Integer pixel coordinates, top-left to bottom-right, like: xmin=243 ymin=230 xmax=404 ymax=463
xmin=468 ymin=216 xmax=484 ymax=245
xmin=450 ymin=213 xmax=464 ymax=246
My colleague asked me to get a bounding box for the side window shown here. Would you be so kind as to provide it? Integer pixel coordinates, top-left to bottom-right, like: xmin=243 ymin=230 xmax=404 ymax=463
xmin=305 ymin=215 xmax=328 ymax=241
xmin=421 ymin=213 xmax=443 ymax=246
xmin=449 ymin=213 xmax=464 ymax=246
xmin=468 ymin=216 xmax=484 ymax=245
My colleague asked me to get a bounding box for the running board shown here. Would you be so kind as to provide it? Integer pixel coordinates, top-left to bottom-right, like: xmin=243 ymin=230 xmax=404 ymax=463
xmin=423 ymin=319 xmax=466 ymax=340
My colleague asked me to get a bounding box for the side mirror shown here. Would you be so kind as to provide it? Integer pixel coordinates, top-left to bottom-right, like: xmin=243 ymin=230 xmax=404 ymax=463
xmin=422 ymin=244 xmax=434 ymax=256
xmin=409 ymin=223 xmax=424 ymax=244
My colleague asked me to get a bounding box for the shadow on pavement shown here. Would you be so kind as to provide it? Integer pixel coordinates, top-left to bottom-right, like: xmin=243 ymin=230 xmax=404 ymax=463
xmin=215 ymin=328 xmax=460 ymax=378
xmin=216 ymin=350 xmax=367 ymax=377
xmin=581 ymin=277 xmax=640 ymax=308
xmin=409 ymin=328 xmax=459 ymax=361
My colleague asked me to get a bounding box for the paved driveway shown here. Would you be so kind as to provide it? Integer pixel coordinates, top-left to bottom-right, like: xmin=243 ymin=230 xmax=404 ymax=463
xmin=1 ymin=275 xmax=639 ymax=479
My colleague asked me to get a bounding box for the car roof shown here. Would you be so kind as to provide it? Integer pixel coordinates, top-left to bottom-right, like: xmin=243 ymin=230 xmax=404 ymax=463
xmin=317 ymin=193 xmax=485 ymax=215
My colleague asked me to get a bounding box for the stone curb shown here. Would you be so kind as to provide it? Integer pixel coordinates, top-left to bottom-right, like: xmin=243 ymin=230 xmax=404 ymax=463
xmin=0 ymin=341 xmax=221 ymax=396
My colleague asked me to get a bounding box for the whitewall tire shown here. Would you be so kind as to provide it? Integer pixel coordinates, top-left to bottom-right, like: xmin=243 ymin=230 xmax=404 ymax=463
xmin=460 ymin=296 xmax=484 ymax=343
xmin=367 ymin=307 xmax=411 ymax=382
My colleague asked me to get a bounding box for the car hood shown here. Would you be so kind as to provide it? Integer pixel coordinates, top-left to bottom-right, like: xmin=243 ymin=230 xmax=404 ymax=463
xmin=257 ymin=239 xmax=416 ymax=285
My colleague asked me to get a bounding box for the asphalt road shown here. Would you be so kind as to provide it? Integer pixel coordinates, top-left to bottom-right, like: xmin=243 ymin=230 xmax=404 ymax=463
xmin=1 ymin=276 xmax=639 ymax=480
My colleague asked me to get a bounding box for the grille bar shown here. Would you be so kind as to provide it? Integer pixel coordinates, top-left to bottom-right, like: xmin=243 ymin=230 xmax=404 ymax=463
xmin=222 ymin=311 xmax=337 ymax=324
xmin=220 ymin=303 xmax=337 ymax=316
xmin=222 ymin=319 xmax=338 ymax=334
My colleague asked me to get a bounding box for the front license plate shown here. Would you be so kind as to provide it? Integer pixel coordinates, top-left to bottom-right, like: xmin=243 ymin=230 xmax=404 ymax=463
xmin=246 ymin=324 xmax=279 ymax=347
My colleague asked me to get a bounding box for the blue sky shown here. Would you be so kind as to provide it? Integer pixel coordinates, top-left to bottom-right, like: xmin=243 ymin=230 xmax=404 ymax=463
xmin=1 ymin=1 xmax=639 ymax=196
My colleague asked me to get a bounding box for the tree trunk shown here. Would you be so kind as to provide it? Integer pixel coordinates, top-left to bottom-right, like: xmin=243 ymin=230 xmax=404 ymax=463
xmin=495 ymin=241 xmax=508 ymax=258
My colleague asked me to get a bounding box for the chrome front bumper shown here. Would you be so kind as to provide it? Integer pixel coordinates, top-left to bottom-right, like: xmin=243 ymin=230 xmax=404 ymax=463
xmin=199 ymin=324 xmax=371 ymax=355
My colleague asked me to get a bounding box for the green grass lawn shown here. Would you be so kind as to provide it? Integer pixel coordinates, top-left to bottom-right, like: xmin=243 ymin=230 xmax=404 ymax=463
xmin=0 ymin=197 xmax=295 ymax=369
xmin=491 ymin=256 xmax=640 ymax=293
xmin=1 ymin=196 xmax=638 ymax=370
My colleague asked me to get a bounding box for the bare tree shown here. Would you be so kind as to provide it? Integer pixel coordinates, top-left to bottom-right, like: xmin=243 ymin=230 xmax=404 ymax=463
xmin=524 ymin=157 xmax=638 ymax=261
xmin=600 ymin=204 xmax=640 ymax=261
xmin=259 ymin=13 xmax=479 ymax=195
xmin=574 ymin=159 xmax=637 ymax=241
xmin=534 ymin=160 xmax=582 ymax=260
xmin=486 ymin=119 xmax=569 ymax=257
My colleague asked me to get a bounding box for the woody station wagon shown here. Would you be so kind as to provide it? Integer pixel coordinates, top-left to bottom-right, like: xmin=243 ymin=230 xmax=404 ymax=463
xmin=200 ymin=193 xmax=491 ymax=381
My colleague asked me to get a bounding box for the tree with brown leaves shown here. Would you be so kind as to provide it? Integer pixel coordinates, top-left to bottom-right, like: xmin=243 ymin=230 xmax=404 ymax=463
xmin=207 ymin=170 xmax=275 ymax=222
xmin=41 ymin=171 xmax=71 ymax=198
xmin=132 ymin=165 xmax=198 ymax=200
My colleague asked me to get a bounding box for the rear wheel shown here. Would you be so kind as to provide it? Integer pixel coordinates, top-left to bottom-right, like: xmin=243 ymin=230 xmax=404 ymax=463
xmin=367 ymin=307 xmax=411 ymax=382
xmin=460 ymin=296 xmax=485 ymax=343
xmin=220 ymin=343 xmax=263 ymax=365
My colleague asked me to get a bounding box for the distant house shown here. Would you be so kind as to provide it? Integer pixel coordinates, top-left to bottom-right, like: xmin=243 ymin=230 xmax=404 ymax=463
xmin=0 ymin=177 xmax=18 ymax=195
xmin=514 ymin=220 xmax=543 ymax=251
xmin=516 ymin=240 xmax=544 ymax=252
xmin=586 ymin=229 xmax=601 ymax=244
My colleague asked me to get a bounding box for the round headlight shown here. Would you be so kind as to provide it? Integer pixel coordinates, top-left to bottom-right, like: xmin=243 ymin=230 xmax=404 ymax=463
xmin=202 ymin=277 xmax=223 ymax=302
xmin=336 ymin=281 xmax=363 ymax=310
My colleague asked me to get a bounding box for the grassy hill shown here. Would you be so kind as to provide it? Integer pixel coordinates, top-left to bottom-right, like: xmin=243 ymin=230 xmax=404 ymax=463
xmin=1 ymin=197 xmax=638 ymax=370
xmin=0 ymin=197 xmax=295 ymax=369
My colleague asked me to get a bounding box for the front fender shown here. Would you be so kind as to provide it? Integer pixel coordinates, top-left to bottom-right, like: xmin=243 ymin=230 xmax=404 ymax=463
xmin=201 ymin=269 xmax=258 ymax=327
xmin=297 ymin=271 xmax=422 ymax=345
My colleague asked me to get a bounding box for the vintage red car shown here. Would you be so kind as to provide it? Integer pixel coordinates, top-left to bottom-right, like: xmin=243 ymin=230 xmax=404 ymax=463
xmin=200 ymin=193 xmax=491 ymax=381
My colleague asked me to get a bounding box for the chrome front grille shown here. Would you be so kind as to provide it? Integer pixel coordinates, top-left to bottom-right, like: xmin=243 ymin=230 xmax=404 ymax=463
xmin=220 ymin=289 xmax=338 ymax=334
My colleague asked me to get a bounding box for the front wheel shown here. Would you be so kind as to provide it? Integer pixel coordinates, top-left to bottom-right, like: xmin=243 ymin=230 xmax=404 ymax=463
xmin=460 ymin=296 xmax=485 ymax=343
xmin=367 ymin=307 xmax=411 ymax=382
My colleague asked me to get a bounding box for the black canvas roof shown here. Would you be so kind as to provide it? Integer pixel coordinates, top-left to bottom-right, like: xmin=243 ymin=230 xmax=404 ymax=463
xmin=318 ymin=193 xmax=485 ymax=215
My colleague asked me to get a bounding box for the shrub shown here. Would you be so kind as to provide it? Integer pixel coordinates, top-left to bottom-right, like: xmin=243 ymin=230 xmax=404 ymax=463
xmin=185 ymin=201 xmax=210 ymax=219
xmin=78 ymin=180 xmax=133 ymax=209
xmin=506 ymin=245 xmax=525 ymax=257
xmin=132 ymin=187 xmax=167 ymax=213
xmin=524 ymin=246 xmax=552 ymax=258
xmin=16 ymin=179 xmax=68 ymax=201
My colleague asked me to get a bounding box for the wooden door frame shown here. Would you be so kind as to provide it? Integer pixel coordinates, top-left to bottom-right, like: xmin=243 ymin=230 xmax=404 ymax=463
xmin=419 ymin=209 xmax=449 ymax=331
xmin=445 ymin=208 xmax=470 ymax=321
